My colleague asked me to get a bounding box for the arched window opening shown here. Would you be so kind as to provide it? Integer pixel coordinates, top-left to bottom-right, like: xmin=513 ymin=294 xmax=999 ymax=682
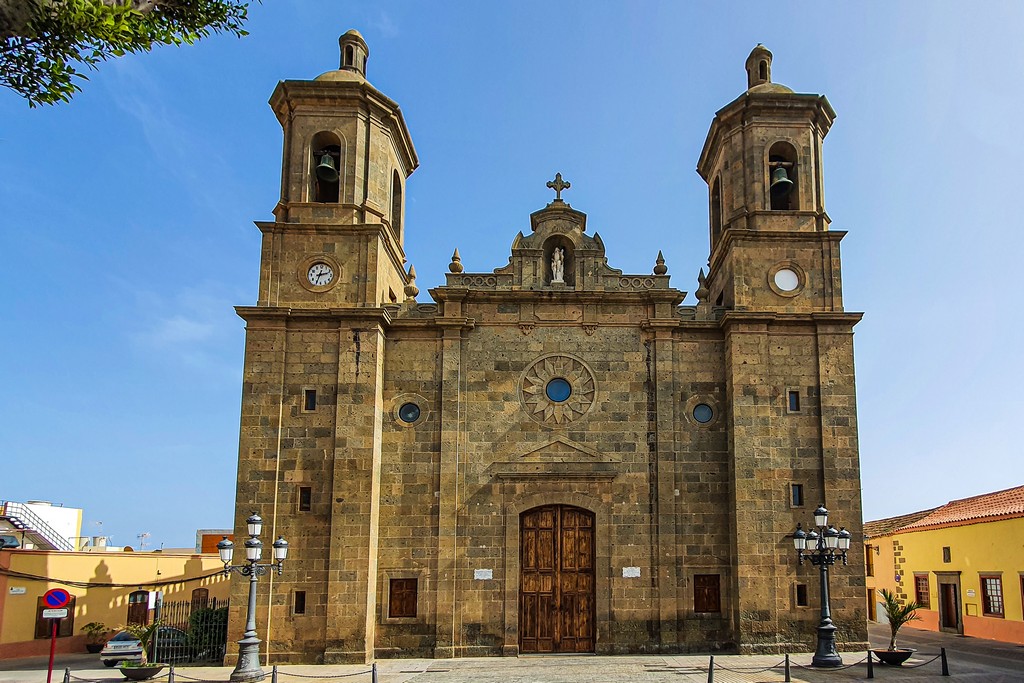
xmin=344 ymin=45 xmax=354 ymax=68
xmin=310 ymin=131 xmax=342 ymax=203
xmin=191 ymin=587 xmax=209 ymax=609
xmin=768 ymin=141 xmax=798 ymax=211
xmin=759 ymin=60 xmax=768 ymax=81
xmin=390 ymin=170 xmax=403 ymax=240
xmin=710 ymin=177 xmax=722 ymax=245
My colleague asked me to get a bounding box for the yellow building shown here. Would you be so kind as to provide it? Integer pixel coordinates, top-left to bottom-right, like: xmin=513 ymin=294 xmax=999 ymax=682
xmin=864 ymin=485 xmax=1024 ymax=645
xmin=0 ymin=548 xmax=229 ymax=659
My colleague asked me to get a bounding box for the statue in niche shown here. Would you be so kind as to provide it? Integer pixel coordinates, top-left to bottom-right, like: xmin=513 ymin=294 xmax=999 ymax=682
xmin=551 ymin=247 xmax=565 ymax=284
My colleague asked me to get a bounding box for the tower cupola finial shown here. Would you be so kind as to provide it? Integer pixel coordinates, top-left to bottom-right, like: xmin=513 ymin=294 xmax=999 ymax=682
xmin=339 ymin=29 xmax=369 ymax=76
xmin=745 ymin=44 xmax=772 ymax=89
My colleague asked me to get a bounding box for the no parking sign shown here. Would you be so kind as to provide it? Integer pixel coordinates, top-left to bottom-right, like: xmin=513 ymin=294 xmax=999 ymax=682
xmin=42 ymin=588 xmax=71 ymax=609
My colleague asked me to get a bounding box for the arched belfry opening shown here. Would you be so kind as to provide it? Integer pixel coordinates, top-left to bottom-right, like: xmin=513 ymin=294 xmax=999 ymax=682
xmin=311 ymin=131 xmax=341 ymax=203
xmin=338 ymin=29 xmax=369 ymax=77
xmin=543 ymin=236 xmax=575 ymax=286
xmin=391 ymin=170 xmax=403 ymax=241
xmin=768 ymin=141 xmax=798 ymax=211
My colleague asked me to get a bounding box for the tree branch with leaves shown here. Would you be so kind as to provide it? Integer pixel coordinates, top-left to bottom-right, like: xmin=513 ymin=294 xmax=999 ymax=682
xmin=1 ymin=0 xmax=251 ymax=106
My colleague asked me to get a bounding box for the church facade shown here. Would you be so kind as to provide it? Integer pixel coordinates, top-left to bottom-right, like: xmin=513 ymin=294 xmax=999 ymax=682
xmin=228 ymin=33 xmax=868 ymax=663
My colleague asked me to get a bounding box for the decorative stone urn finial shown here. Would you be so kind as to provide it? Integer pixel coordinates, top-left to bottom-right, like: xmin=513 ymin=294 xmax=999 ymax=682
xmin=695 ymin=268 xmax=709 ymax=302
xmin=448 ymin=249 xmax=464 ymax=273
xmin=404 ymin=265 xmax=419 ymax=301
xmin=653 ymin=250 xmax=668 ymax=275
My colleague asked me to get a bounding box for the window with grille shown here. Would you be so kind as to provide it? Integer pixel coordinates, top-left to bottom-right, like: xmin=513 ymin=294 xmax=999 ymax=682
xmin=914 ymin=575 xmax=930 ymax=608
xmin=693 ymin=574 xmax=721 ymax=613
xmin=388 ymin=578 xmax=417 ymax=618
xmin=981 ymin=575 xmax=1004 ymax=617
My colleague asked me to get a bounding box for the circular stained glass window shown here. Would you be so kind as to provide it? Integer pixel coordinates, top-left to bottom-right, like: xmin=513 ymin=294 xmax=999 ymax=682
xmin=693 ymin=403 xmax=714 ymax=424
xmin=398 ymin=402 xmax=421 ymax=424
xmin=545 ymin=378 xmax=572 ymax=403
xmin=773 ymin=268 xmax=800 ymax=292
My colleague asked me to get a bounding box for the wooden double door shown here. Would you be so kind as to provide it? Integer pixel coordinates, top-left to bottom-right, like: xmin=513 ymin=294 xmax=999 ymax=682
xmin=520 ymin=505 xmax=595 ymax=653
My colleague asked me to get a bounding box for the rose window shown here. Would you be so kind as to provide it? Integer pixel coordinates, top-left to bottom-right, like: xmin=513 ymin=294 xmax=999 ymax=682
xmin=521 ymin=355 xmax=595 ymax=425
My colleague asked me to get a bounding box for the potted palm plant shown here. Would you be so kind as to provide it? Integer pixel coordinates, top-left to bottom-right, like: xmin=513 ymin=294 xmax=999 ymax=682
xmin=871 ymin=588 xmax=922 ymax=666
xmin=118 ymin=622 xmax=166 ymax=680
xmin=82 ymin=622 xmax=109 ymax=653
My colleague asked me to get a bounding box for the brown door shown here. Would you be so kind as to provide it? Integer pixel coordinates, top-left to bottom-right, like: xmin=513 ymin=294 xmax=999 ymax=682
xmin=939 ymin=582 xmax=959 ymax=632
xmin=520 ymin=505 xmax=594 ymax=653
xmin=127 ymin=590 xmax=149 ymax=625
xmin=866 ymin=588 xmax=876 ymax=621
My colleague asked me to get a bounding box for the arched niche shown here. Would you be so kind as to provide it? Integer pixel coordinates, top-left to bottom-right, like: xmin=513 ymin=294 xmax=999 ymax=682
xmin=710 ymin=176 xmax=723 ymax=246
xmin=390 ymin=170 xmax=403 ymax=242
xmin=543 ymin=236 xmax=575 ymax=286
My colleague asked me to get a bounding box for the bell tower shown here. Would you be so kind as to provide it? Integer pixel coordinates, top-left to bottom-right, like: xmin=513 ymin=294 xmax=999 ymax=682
xmin=259 ymin=29 xmax=418 ymax=309
xmin=697 ymin=44 xmax=840 ymax=313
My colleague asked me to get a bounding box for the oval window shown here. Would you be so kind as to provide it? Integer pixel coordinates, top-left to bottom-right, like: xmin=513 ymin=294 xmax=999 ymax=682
xmin=773 ymin=268 xmax=800 ymax=292
xmin=693 ymin=403 xmax=714 ymax=424
xmin=545 ymin=378 xmax=572 ymax=403
xmin=398 ymin=403 xmax=421 ymax=423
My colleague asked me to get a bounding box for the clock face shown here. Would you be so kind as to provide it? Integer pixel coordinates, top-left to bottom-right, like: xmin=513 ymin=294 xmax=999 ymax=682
xmin=307 ymin=262 xmax=334 ymax=287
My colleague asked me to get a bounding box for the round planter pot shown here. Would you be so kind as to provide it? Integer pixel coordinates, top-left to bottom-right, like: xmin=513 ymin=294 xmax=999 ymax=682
xmin=119 ymin=665 xmax=166 ymax=680
xmin=85 ymin=643 xmax=104 ymax=654
xmin=871 ymin=648 xmax=916 ymax=666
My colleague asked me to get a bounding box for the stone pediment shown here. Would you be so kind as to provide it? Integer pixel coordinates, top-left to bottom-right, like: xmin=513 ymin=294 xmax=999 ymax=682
xmin=486 ymin=436 xmax=621 ymax=482
xmin=516 ymin=435 xmax=603 ymax=461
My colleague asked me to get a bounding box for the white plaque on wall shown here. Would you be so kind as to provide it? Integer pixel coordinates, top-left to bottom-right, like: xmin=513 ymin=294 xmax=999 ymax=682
xmin=8 ymin=587 xmax=26 ymax=595
xmin=622 ymin=567 xmax=641 ymax=578
xmin=474 ymin=569 xmax=493 ymax=580
xmin=966 ymin=589 xmax=976 ymax=598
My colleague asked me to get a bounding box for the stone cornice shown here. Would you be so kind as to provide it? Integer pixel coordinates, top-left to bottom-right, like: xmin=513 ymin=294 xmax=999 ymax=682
xmin=719 ymin=310 xmax=863 ymax=330
xmin=235 ymin=305 xmax=394 ymax=327
xmin=707 ymin=227 xmax=844 ymax=282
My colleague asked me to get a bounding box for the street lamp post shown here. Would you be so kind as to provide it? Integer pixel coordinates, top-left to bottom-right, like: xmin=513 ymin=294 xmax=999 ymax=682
xmin=792 ymin=504 xmax=852 ymax=668
xmin=217 ymin=513 xmax=289 ymax=683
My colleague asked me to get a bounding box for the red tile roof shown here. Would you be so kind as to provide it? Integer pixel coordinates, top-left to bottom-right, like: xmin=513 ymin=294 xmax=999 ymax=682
xmin=863 ymin=508 xmax=937 ymax=538
xmin=899 ymin=485 xmax=1024 ymax=531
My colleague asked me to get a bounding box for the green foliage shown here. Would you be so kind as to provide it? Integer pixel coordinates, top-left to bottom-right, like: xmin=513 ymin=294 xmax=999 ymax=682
xmin=1 ymin=0 xmax=250 ymax=107
xmin=879 ymin=588 xmax=921 ymax=651
xmin=120 ymin=620 xmax=161 ymax=663
xmin=81 ymin=621 xmax=109 ymax=642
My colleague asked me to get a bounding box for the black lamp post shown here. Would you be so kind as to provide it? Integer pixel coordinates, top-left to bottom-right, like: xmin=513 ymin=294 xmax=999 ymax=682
xmin=217 ymin=514 xmax=289 ymax=682
xmin=793 ymin=504 xmax=852 ymax=668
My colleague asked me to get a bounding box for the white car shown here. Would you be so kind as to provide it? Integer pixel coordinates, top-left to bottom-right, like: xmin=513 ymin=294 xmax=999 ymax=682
xmin=99 ymin=628 xmax=189 ymax=667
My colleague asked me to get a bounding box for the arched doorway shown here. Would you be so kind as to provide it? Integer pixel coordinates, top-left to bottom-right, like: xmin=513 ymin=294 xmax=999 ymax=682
xmin=519 ymin=505 xmax=594 ymax=653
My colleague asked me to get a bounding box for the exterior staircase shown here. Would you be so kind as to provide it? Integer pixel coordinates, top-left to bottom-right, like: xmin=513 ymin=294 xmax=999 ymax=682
xmin=0 ymin=501 xmax=74 ymax=551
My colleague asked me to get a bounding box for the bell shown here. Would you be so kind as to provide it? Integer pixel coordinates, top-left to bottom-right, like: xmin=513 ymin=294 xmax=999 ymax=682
xmin=315 ymin=154 xmax=339 ymax=183
xmin=770 ymin=166 xmax=794 ymax=199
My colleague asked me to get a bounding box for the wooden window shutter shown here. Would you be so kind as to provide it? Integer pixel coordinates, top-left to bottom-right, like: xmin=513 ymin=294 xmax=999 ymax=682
xmin=693 ymin=574 xmax=721 ymax=613
xmin=388 ymin=578 xmax=417 ymax=618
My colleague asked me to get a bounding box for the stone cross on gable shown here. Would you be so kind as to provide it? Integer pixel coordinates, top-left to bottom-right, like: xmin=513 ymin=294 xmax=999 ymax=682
xmin=546 ymin=173 xmax=571 ymax=201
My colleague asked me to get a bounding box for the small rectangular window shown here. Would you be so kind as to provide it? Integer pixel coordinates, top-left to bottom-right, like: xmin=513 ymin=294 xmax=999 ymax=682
xmin=788 ymin=390 xmax=801 ymax=412
xmin=293 ymin=590 xmax=306 ymax=615
xmin=304 ymin=389 xmax=317 ymax=411
xmin=389 ymin=578 xmax=418 ymax=618
xmin=914 ymin=575 xmax=930 ymax=608
xmin=942 ymin=546 xmax=951 ymax=563
xmin=796 ymin=584 xmax=809 ymax=607
xmin=791 ymin=483 xmax=804 ymax=507
xmin=981 ymin=575 xmax=1004 ymax=617
xmin=865 ymin=546 xmax=875 ymax=577
xmin=298 ymin=486 xmax=312 ymax=512
xmin=35 ymin=596 xmax=75 ymax=639
xmin=693 ymin=574 xmax=721 ymax=613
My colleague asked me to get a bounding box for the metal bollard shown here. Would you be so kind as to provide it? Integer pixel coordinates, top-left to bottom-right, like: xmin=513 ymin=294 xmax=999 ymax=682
xmin=272 ymin=665 xmax=279 ymax=683
xmin=372 ymin=662 xmax=378 ymax=683
xmin=941 ymin=647 xmax=949 ymax=676
xmin=168 ymin=665 xmax=174 ymax=683
xmin=706 ymin=655 xmax=714 ymax=683
xmin=866 ymin=649 xmax=873 ymax=679
xmin=62 ymin=668 xmax=70 ymax=683
xmin=784 ymin=653 xmax=791 ymax=682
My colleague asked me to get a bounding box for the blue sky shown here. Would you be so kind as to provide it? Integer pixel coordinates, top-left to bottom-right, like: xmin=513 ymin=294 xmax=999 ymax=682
xmin=3 ymin=1 xmax=1022 ymax=549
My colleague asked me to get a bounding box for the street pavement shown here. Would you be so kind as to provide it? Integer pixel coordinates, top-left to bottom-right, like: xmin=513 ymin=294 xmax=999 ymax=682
xmin=1 ymin=622 xmax=1020 ymax=683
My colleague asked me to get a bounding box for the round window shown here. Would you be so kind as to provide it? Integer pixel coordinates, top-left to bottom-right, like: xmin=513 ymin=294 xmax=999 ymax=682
xmin=398 ymin=402 xmax=421 ymax=424
xmin=773 ymin=268 xmax=800 ymax=292
xmin=693 ymin=403 xmax=714 ymax=424
xmin=545 ymin=378 xmax=572 ymax=403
